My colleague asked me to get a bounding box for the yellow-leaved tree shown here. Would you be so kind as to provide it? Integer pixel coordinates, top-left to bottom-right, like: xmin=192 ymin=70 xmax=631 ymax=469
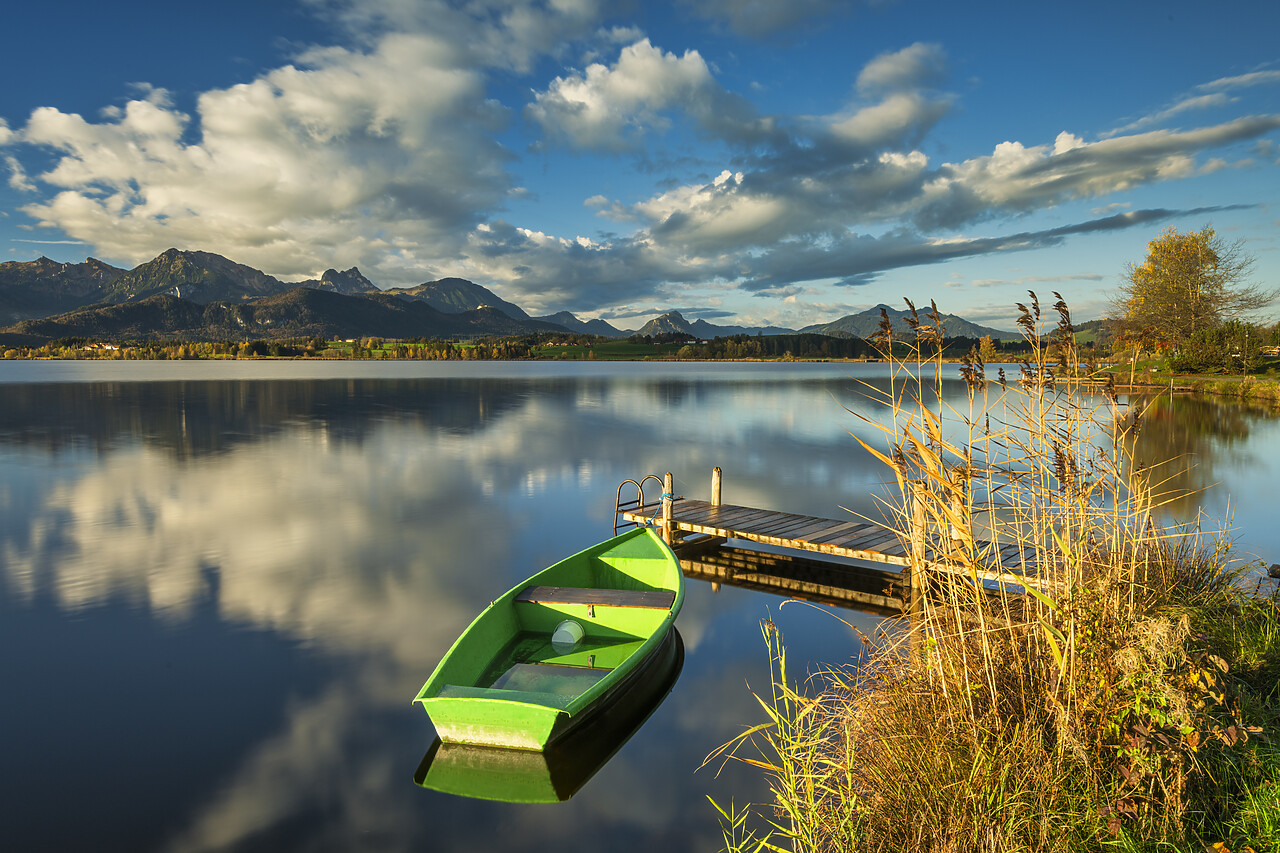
xmin=1118 ymin=225 xmax=1272 ymax=349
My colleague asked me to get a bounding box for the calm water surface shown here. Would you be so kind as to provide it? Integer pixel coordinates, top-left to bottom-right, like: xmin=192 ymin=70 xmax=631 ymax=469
xmin=2 ymin=361 xmax=1277 ymax=852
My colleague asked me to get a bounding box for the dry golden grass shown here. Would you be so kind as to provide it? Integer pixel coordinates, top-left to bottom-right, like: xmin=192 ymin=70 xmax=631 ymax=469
xmin=712 ymin=295 xmax=1280 ymax=853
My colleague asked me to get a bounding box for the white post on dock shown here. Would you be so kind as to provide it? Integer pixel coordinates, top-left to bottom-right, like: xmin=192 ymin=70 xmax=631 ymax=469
xmin=662 ymin=472 xmax=675 ymax=545
xmin=711 ymin=466 xmax=722 ymax=507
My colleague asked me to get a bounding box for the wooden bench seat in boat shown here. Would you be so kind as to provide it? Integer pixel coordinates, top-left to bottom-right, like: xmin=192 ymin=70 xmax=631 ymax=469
xmin=437 ymin=684 xmax=576 ymax=709
xmin=514 ymin=585 xmax=677 ymax=610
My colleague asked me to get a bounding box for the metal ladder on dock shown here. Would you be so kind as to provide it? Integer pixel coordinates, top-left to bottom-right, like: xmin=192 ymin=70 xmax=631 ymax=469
xmin=613 ymin=475 xmax=666 ymax=534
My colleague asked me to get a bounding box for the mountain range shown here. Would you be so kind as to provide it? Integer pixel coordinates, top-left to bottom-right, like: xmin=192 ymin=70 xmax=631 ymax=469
xmin=800 ymin=303 xmax=1022 ymax=341
xmin=0 ymin=249 xmax=1019 ymax=344
xmin=632 ymin=311 xmax=797 ymax=339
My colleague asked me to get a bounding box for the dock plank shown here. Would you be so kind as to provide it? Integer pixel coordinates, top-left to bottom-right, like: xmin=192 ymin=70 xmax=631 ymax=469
xmin=841 ymin=527 xmax=901 ymax=550
xmin=801 ymin=520 xmax=863 ymax=541
xmin=754 ymin=515 xmax=825 ymax=538
xmin=787 ymin=519 xmax=864 ymax=542
xmin=810 ymin=521 xmax=877 ymax=544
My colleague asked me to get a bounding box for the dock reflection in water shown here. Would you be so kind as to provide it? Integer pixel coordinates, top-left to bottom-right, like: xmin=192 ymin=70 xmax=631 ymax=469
xmin=415 ymin=628 xmax=684 ymax=803
xmin=678 ymin=539 xmax=906 ymax=616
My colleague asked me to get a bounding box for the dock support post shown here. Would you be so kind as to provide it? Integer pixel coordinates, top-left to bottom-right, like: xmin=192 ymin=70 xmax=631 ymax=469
xmin=949 ymin=467 xmax=969 ymax=551
xmin=711 ymin=467 xmax=722 ymax=506
xmin=907 ymin=481 xmax=928 ymax=660
xmin=662 ymin=472 xmax=675 ymax=545
xmin=909 ymin=482 xmax=926 ymax=591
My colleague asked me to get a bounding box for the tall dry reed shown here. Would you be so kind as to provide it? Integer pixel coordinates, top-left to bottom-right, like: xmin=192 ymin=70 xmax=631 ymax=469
xmin=712 ymin=294 xmax=1278 ymax=853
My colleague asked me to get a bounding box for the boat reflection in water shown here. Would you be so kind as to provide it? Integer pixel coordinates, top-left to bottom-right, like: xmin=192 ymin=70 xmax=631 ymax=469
xmin=414 ymin=628 xmax=684 ymax=803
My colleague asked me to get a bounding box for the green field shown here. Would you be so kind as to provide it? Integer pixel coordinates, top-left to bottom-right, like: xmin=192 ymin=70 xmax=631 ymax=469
xmin=530 ymin=340 xmax=688 ymax=359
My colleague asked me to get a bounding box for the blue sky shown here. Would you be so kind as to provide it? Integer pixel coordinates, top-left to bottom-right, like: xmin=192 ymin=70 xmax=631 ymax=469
xmin=1 ymin=0 xmax=1277 ymax=331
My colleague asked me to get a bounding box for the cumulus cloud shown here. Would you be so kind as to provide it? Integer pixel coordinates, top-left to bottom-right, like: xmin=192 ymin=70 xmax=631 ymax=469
xmin=16 ymin=32 xmax=513 ymax=281
xmin=914 ymin=118 xmax=1280 ymax=229
xmin=527 ymin=38 xmax=777 ymax=151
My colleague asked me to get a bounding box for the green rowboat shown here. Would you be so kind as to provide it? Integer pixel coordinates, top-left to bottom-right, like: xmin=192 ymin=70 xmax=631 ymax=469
xmin=413 ymin=527 xmax=684 ymax=750
xmin=414 ymin=628 xmax=684 ymax=802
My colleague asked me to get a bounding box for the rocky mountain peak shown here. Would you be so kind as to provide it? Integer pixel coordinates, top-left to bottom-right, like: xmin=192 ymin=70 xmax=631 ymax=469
xmin=315 ymin=266 xmax=376 ymax=295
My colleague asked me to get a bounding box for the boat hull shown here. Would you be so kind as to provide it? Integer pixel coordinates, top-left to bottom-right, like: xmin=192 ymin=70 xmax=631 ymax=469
xmin=414 ymin=527 xmax=683 ymax=750
xmin=415 ymin=628 xmax=684 ymax=802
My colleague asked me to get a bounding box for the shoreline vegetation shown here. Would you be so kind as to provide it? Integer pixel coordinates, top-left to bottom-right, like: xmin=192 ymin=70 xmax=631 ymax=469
xmin=0 ymin=332 xmax=1033 ymax=363
xmin=711 ymin=296 xmax=1279 ymax=852
xmin=7 ymin=333 xmax=1280 ymax=412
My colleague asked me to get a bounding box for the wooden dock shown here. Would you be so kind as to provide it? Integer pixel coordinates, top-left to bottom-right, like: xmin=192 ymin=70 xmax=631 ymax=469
xmin=616 ymin=469 xmax=1044 ymax=592
xmin=624 ymin=498 xmax=913 ymax=564
xmin=617 ymin=470 xmax=1279 ymax=606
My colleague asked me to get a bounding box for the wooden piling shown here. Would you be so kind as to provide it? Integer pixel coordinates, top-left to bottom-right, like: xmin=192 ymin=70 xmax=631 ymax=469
xmin=711 ymin=467 xmax=722 ymax=507
xmin=662 ymin=472 xmax=675 ymax=545
xmin=949 ymin=467 xmax=967 ymax=548
xmin=909 ymin=482 xmax=927 ymax=594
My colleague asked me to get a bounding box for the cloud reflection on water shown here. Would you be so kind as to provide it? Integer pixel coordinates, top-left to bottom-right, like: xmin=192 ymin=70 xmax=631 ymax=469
xmin=0 ymin=366 xmax=893 ymax=853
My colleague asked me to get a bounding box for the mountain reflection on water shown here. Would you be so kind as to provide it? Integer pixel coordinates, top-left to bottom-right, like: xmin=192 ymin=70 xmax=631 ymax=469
xmin=1 ymin=362 xmax=1278 ymax=852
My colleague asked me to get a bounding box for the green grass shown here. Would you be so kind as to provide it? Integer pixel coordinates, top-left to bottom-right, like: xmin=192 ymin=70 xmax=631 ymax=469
xmin=320 ymin=340 xmax=404 ymax=357
xmin=532 ymin=340 xmax=689 ymax=359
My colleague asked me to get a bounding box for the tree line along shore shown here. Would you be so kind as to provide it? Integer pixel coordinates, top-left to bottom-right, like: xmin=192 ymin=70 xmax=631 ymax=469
xmin=0 ymin=330 xmax=1059 ymax=362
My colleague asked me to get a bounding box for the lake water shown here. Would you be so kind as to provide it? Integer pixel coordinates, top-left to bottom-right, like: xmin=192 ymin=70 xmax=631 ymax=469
xmin=2 ymin=360 xmax=1278 ymax=852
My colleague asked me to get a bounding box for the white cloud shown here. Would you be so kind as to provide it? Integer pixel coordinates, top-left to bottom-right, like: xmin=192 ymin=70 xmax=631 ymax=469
xmin=1105 ymin=68 xmax=1280 ymax=138
xmin=1105 ymin=93 xmax=1233 ymax=137
xmin=527 ymin=39 xmax=709 ymax=149
xmin=599 ymin=24 xmax=645 ymax=44
xmin=527 ymin=38 xmax=774 ymax=151
xmin=828 ymin=92 xmax=949 ymax=150
xmin=15 ymin=32 xmax=514 ymax=282
xmin=1197 ymin=69 xmax=1280 ymax=92
xmin=5 ymin=155 xmax=35 ymax=192
xmin=856 ymin=43 xmax=947 ymax=97
xmin=1053 ymin=131 xmax=1086 ymax=155
xmin=917 ymin=117 xmax=1280 ymax=228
